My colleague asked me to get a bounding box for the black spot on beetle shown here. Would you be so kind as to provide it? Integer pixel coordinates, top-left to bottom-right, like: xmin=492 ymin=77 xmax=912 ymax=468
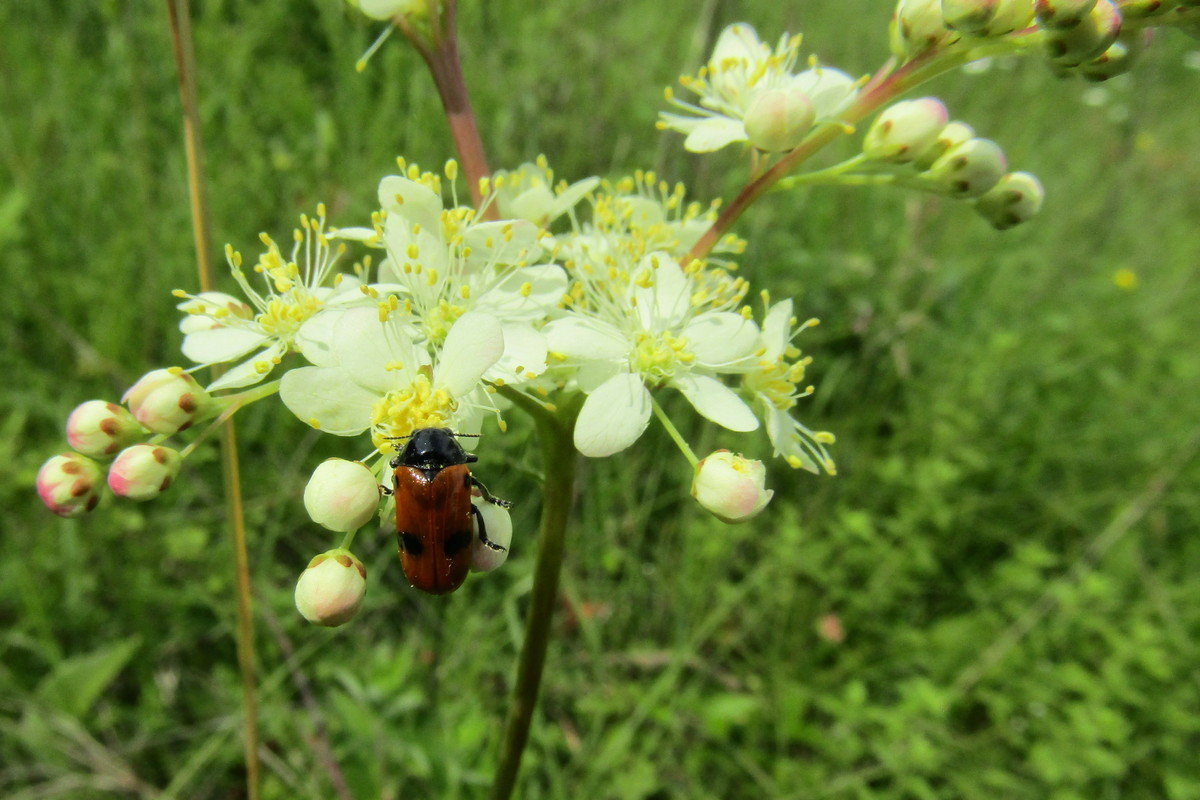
xmin=443 ymin=529 xmax=471 ymax=557
xmin=400 ymin=532 xmax=423 ymax=556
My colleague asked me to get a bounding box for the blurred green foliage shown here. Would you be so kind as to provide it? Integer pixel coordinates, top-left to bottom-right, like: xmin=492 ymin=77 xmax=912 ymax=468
xmin=3 ymin=0 xmax=1200 ymax=798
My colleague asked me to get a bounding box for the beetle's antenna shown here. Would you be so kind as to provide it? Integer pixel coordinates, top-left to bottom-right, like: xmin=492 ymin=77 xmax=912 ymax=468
xmin=381 ymin=434 xmax=414 ymax=441
xmin=452 ymin=432 xmax=483 ymax=439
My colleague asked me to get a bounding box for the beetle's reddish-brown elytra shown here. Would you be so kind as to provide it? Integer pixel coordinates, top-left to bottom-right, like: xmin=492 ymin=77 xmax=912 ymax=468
xmin=390 ymin=427 xmax=510 ymax=594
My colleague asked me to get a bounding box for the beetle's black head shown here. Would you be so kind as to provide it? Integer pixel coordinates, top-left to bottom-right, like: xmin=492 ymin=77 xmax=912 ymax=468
xmin=393 ymin=427 xmax=476 ymax=470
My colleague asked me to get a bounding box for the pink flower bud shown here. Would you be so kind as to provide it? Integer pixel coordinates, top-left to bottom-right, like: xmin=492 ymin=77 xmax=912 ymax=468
xmin=295 ymin=549 xmax=367 ymax=627
xmin=107 ymin=445 xmax=182 ymax=501
xmin=469 ymin=494 xmax=512 ymax=573
xmin=913 ymin=120 xmax=976 ymax=169
xmin=744 ymin=88 xmax=816 ymax=152
xmin=303 ymin=459 xmax=380 ymax=532
xmin=863 ymin=98 xmax=949 ymax=162
xmin=892 ymin=0 xmax=959 ymax=58
xmin=1043 ymin=0 xmax=1122 ymax=66
xmin=942 ymin=0 xmax=1001 ymax=33
xmin=1036 ymin=0 xmax=1099 ymax=28
xmin=66 ymin=400 xmax=144 ymax=458
xmin=37 ymin=453 xmax=104 ymax=517
xmin=691 ymin=450 xmax=775 ymax=524
xmin=122 ymin=367 xmax=213 ymax=434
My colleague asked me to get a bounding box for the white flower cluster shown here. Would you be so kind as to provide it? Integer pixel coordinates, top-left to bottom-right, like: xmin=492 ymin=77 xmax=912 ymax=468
xmin=658 ymin=23 xmax=860 ymax=153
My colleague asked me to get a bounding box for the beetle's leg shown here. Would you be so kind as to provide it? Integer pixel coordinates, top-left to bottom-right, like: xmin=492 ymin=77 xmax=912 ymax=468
xmin=379 ymin=484 xmax=393 ymax=497
xmin=470 ymin=476 xmax=513 ymax=508
xmin=471 ymin=505 xmax=507 ymax=552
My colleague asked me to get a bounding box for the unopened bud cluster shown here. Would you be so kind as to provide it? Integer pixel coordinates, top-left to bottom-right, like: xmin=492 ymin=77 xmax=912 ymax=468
xmin=37 ymin=367 xmax=214 ymax=517
xmin=862 ymin=99 xmax=1044 ymax=229
xmin=892 ymin=0 xmax=1200 ymax=80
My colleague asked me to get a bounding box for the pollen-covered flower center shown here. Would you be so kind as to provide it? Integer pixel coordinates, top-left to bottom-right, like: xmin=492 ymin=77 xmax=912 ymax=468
xmin=422 ymin=299 xmax=468 ymax=343
xmin=255 ymin=295 xmax=322 ymax=338
xmin=370 ymin=373 xmax=456 ymax=450
xmin=630 ymin=330 xmax=695 ymax=382
xmin=746 ymin=349 xmax=808 ymax=410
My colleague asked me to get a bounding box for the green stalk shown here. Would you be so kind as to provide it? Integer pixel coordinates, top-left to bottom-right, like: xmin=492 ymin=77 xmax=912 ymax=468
xmin=490 ymin=392 xmax=581 ymax=800
xmin=165 ymin=2 xmax=260 ymax=797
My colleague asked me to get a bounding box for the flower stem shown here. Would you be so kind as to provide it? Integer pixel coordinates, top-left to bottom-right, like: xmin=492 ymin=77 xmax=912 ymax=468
xmin=489 ymin=398 xmax=580 ymax=800
xmin=651 ymin=397 xmax=700 ymax=469
xmin=406 ymin=1 xmax=496 ymax=216
xmin=165 ymin=2 xmax=260 ymax=798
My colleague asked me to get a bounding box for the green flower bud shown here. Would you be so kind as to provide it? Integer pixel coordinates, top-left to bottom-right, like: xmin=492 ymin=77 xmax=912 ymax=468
xmin=1035 ymin=0 xmax=1099 ymax=27
xmin=303 ymin=459 xmax=380 ymax=532
xmin=353 ymin=0 xmax=430 ymax=21
xmin=1079 ymin=34 xmax=1142 ymax=80
xmin=66 ymin=400 xmax=144 ymax=458
xmin=974 ymin=171 xmax=1045 ymax=229
xmin=691 ymin=451 xmax=775 ymax=523
xmin=295 ymin=549 xmax=367 ymax=627
xmin=1043 ymin=0 xmax=1122 ymax=66
xmin=942 ymin=0 xmax=1001 ymax=32
xmin=913 ymin=120 xmax=976 ymax=170
xmin=982 ymin=0 xmax=1037 ymax=33
xmin=469 ymin=495 xmax=512 ymax=573
xmin=864 ymin=98 xmax=950 ymax=162
xmin=122 ymin=367 xmax=213 ymax=434
xmin=925 ymin=137 xmax=1007 ymax=197
xmin=107 ymin=445 xmax=182 ymax=501
xmin=744 ymin=88 xmax=816 ymax=152
xmin=1115 ymin=0 xmax=1177 ymax=18
xmin=892 ymin=0 xmax=959 ymax=59
xmin=37 ymin=453 xmax=104 ymax=517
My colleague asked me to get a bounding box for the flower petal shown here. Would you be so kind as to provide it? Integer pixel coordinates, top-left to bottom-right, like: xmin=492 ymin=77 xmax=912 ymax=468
xmin=295 ymin=307 xmax=345 ymax=367
xmin=573 ymin=372 xmax=652 ymax=457
xmin=633 ymin=255 xmax=690 ymax=330
xmin=377 ymin=175 xmax=442 ymax=230
xmin=683 ymin=117 xmax=748 ymax=153
xmin=207 ymin=342 xmax=287 ymax=391
xmin=182 ymin=327 xmax=269 ymax=365
xmin=280 ymin=366 xmax=378 ymax=436
xmin=437 ymin=312 xmax=504 ymax=396
xmin=683 ymin=312 xmax=760 ymax=368
xmin=329 ymin=307 xmax=412 ymax=394
xmin=672 ymin=374 xmax=759 ymax=432
xmin=486 ymin=323 xmax=547 ymax=384
xmin=476 ymin=264 xmax=567 ymax=322
xmin=761 ymin=299 xmax=794 ymax=359
xmin=545 ymin=316 xmax=630 ymax=361
xmin=790 ymin=67 xmax=858 ymax=118
xmin=712 ymin=23 xmax=765 ymax=63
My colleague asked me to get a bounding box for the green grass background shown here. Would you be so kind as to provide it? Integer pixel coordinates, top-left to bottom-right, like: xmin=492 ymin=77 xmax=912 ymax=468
xmin=3 ymin=0 xmax=1200 ymax=798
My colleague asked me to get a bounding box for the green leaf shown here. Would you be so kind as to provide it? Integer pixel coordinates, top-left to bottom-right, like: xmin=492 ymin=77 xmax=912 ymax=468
xmin=34 ymin=636 xmax=140 ymax=719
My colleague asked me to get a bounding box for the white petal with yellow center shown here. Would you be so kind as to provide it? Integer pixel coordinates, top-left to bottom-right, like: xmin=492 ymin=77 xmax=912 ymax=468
xmin=545 ymin=316 xmax=630 ymax=361
xmin=332 ymin=307 xmax=417 ymax=395
xmin=684 ymin=118 xmax=749 ymax=153
xmin=684 ymin=312 xmax=760 ymax=367
xmin=377 ymin=176 xmax=442 ymax=231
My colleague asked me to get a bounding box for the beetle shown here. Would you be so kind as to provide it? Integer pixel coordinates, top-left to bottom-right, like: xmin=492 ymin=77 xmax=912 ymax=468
xmin=389 ymin=427 xmax=510 ymax=595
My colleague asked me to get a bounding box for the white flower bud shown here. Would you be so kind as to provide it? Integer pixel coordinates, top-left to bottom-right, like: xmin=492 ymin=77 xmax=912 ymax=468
xmin=913 ymin=120 xmax=976 ymax=169
xmin=925 ymin=137 xmax=1007 ymax=198
xmin=107 ymin=445 xmax=182 ymax=501
xmin=303 ymin=459 xmax=380 ymax=532
xmin=469 ymin=495 xmax=513 ymax=573
xmin=295 ymin=549 xmax=366 ymax=627
xmin=1043 ymin=0 xmax=1122 ymax=66
xmin=122 ymin=368 xmax=213 ymax=434
xmin=974 ymin=171 xmax=1045 ymax=229
xmin=863 ymin=98 xmax=949 ymax=162
xmin=1035 ymin=0 xmax=1099 ymax=27
xmin=65 ymin=400 xmax=143 ymax=458
xmin=37 ymin=453 xmax=103 ymax=517
xmin=690 ymin=450 xmax=775 ymax=524
xmin=892 ymin=0 xmax=959 ymax=58
xmin=743 ymin=88 xmax=816 ymax=152
xmin=942 ymin=0 xmax=1001 ymax=32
